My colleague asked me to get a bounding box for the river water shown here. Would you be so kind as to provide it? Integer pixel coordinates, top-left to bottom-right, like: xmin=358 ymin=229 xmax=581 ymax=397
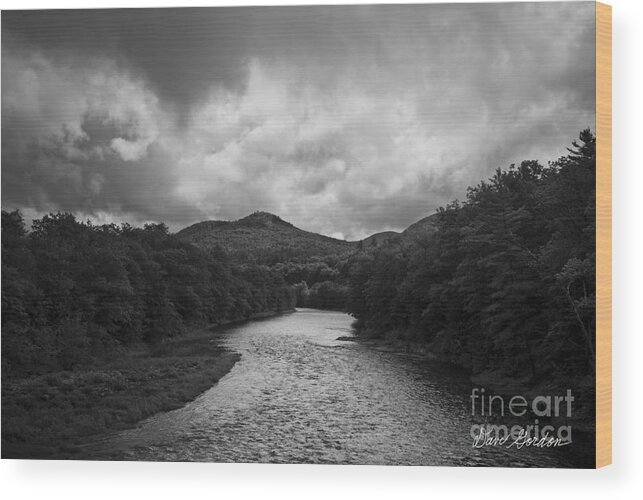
xmin=87 ymin=309 xmax=593 ymax=467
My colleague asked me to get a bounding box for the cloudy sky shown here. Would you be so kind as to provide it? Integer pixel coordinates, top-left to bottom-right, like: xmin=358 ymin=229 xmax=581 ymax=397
xmin=1 ymin=2 xmax=595 ymax=240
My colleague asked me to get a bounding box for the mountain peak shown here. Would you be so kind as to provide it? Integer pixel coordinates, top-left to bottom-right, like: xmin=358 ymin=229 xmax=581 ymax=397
xmin=178 ymin=211 xmax=354 ymax=264
xmin=238 ymin=211 xmax=293 ymax=228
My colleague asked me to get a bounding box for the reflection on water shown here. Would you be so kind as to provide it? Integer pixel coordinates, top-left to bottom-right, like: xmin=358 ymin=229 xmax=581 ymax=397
xmin=87 ymin=309 xmax=592 ymax=466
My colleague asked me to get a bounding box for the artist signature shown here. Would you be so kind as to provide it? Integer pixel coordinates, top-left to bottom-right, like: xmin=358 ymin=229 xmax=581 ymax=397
xmin=472 ymin=427 xmax=571 ymax=449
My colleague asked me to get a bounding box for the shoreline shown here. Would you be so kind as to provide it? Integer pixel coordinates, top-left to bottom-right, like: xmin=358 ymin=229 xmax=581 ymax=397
xmin=338 ymin=333 xmax=596 ymax=434
xmin=207 ymin=308 xmax=296 ymax=331
xmin=1 ymin=309 xmax=294 ymax=460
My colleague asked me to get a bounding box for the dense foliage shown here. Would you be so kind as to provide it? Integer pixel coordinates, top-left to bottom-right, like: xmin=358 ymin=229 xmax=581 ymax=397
xmin=346 ymin=130 xmax=596 ymax=381
xmin=273 ymin=260 xmax=350 ymax=310
xmin=178 ymin=211 xmax=356 ymax=265
xmin=180 ymin=212 xmax=354 ymax=308
xmin=1 ymin=214 xmax=295 ymax=378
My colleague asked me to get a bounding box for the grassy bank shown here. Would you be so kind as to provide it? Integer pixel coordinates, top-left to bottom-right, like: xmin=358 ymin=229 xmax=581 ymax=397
xmin=1 ymin=329 xmax=240 ymax=459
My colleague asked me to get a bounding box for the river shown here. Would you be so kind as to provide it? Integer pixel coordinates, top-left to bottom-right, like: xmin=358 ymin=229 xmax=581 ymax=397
xmin=87 ymin=309 xmax=593 ymax=467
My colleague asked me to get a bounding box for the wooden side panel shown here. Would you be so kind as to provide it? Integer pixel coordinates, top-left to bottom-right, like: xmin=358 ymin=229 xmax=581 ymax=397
xmin=595 ymin=1 xmax=612 ymax=469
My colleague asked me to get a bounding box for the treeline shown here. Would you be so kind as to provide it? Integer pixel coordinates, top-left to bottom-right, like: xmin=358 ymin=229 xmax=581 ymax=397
xmin=1 ymin=213 xmax=295 ymax=378
xmin=346 ymin=130 xmax=596 ymax=381
xmin=293 ymin=281 xmax=349 ymax=311
xmin=272 ymin=260 xmax=350 ymax=310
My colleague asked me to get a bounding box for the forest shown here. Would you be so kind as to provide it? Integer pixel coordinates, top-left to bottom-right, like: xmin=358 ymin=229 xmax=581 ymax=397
xmin=1 ymin=215 xmax=295 ymax=379
xmin=178 ymin=212 xmax=353 ymax=310
xmin=345 ymin=129 xmax=597 ymax=386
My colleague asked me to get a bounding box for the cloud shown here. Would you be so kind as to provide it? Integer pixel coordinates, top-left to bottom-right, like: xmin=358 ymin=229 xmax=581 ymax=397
xmin=2 ymin=3 xmax=596 ymax=240
xmin=171 ymin=43 xmax=594 ymax=239
xmin=110 ymin=137 xmax=151 ymax=162
xmin=1 ymin=49 xmax=183 ymax=225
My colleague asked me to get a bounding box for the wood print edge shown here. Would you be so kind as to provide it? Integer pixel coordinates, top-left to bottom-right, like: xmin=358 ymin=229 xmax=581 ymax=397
xmin=595 ymin=0 xmax=612 ymax=469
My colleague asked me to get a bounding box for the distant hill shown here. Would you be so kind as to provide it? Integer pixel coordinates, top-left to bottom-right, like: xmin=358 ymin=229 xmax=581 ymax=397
xmin=178 ymin=212 xmax=356 ymax=264
xmin=178 ymin=211 xmax=441 ymax=263
xmin=401 ymin=213 xmax=439 ymax=240
xmin=358 ymin=214 xmax=439 ymax=250
xmin=360 ymin=231 xmax=401 ymax=248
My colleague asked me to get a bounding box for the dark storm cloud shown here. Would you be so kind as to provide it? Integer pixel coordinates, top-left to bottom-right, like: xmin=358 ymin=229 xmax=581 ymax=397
xmin=1 ymin=2 xmax=596 ymax=239
xmin=2 ymin=8 xmax=250 ymax=108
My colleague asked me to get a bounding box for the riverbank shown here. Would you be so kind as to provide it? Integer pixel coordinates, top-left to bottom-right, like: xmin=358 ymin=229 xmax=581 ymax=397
xmin=2 ymin=309 xmax=298 ymax=459
xmin=339 ymin=330 xmax=596 ymax=433
xmin=1 ymin=327 xmax=242 ymax=459
xmin=209 ymin=308 xmax=295 ymax=330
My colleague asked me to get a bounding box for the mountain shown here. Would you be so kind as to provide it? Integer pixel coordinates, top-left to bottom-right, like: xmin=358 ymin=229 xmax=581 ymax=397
xmin=401 ymin=213 xmax=439 ymax=240
xmin=358 ymin=214 xmax=439 ymax=250
xmin=360 ymin=231 xmax=401 ymax=248
xmin=178 ymin=212 xmax=356 ymax=264
xmin=178 ymin=210 xmax=441 ymax=264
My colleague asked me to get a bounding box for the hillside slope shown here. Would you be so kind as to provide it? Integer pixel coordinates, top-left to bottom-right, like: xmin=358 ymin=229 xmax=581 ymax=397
xmin=401 ymin=213 xmax=439 ymax=240
xmin=358 ymin=214 xmax=439 ymax=251
xmin=178 ymin=212 xmax=356 ymax=264
xmin=360 ymin=231 xmax=401 ymax=248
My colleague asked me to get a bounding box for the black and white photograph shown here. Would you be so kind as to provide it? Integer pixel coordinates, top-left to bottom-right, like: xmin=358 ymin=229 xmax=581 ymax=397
xmin=2 ymin=2 xmax=601 ymax=467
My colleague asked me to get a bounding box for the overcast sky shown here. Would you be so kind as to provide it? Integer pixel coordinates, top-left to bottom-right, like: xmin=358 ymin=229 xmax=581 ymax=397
xmin=2 ymin=3 xmax=595 ymax=240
